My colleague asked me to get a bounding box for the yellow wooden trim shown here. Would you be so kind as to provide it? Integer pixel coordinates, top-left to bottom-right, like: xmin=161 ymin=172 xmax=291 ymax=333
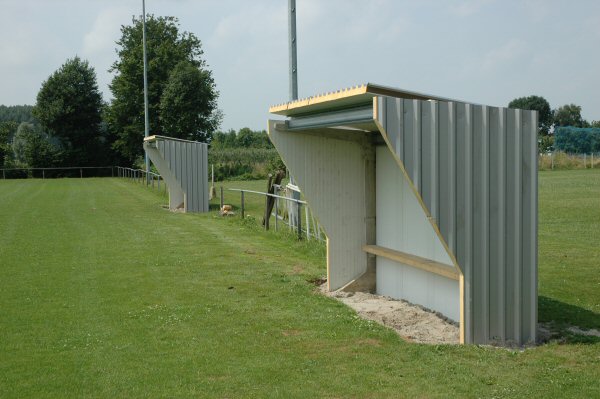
xmin=269 ymin=85 xmax=369 ymax=114
xmin=362 ymin=245 xmax=460 ymax=281
xmin=460 ymin=274 xmax=465 ymax=344
xmin=326 ymin=238 xmax=331 ymax=291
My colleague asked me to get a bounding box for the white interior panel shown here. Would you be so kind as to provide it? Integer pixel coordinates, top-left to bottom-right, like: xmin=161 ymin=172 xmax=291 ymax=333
xmin=376 ymin=146 xmax=459 ymax=322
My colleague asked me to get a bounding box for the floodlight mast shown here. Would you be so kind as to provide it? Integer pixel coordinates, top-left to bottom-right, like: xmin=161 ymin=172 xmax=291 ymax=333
xmin=288 ymin=0 xmax=300 ymax=195
xmin=289 ymin=0 xmax=298 ymax=101
xmin=143 ymin=0 xmax=150 ymax=181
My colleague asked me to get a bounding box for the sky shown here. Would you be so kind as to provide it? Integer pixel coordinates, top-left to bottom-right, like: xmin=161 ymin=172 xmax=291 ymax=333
xmin=1 ymin=0 xmax=599 ymax=131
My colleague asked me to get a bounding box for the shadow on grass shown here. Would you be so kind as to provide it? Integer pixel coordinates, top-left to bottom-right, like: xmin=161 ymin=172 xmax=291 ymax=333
xmin=539 ymin=296 xmax=600 ymax=344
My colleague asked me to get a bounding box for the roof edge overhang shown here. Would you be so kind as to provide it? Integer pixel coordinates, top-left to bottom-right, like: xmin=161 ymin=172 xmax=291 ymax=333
xmin=144 ymin=135 xmax=203 ymax=144
xmin=269 ymin=83 xmax=461 ymax=118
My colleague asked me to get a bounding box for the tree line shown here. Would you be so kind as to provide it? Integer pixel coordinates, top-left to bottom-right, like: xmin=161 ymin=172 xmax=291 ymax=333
xmin=2 ymin=14 xmax=598 ymax=173
xmin=0 ymin=15 xmax=221 ymax=172
xmin=507 ymin=95 xmax=600 ymax=152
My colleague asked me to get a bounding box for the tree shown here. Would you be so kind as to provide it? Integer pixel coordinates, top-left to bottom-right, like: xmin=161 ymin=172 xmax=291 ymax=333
xmin=590 ymin=120 xmax=600 ymax=128
xmin=159 ymin=61 xmax=221 ymax=142
xmin=33 ymin=57 xmax=103 ymax=166
xmin=508 ymin=95 xmax=553 ymax=135
xmin=0 ymin=105 xmax=36 ymax=124
xmin=0 ymin=121 xmax=18 ymax=167
xmin=107 ymin=15 xmax=220 ymax=163
xmin=11 ymin=122 xmax=60 ymax=168
xmin=553 ymin=104 xmax=586 ymax=128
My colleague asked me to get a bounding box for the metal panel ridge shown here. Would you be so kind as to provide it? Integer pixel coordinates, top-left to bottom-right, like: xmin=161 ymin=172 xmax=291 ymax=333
xmin=374 ymin=95 xmax=537 ymax=346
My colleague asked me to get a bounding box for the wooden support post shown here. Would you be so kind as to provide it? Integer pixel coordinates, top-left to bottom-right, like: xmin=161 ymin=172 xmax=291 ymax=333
xmin=274 ymin=197 xmax=278 ymax=231
xmin=264 ymin=193 xmax=270 ymax=230
xmin=305 ymin=205 xmax=311 ymax=240
xmin=297 ymin=202 xmax=302 ymax=240
xmin=241 ymin=191 xmax=245 ymax=219
xmin=220 ymin=186 xmax=224 ymax=210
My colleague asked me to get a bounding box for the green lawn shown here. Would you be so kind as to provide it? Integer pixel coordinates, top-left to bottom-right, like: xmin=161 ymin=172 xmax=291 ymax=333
xmin=0 ymin=174 xmax=598 ymax=398
xmin=538 ymin=170 xmax=600 ymax=332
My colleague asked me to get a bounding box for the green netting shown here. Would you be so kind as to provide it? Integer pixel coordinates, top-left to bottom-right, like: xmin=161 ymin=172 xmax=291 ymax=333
xmin=555 ymin=127 xmax=600 ymax=153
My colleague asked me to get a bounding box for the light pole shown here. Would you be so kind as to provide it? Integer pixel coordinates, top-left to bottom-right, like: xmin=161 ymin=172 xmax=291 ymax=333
xmin=287 ymin=0 xmax=301 ymax=222
xmin=288 ymin=0 xmax=298 ymax=101
xmin=142 ymin=0 xmax=150 ymax=182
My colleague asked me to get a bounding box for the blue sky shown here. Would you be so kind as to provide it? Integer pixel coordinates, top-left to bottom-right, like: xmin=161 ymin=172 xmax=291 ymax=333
xmin=1 ymin=0 xmax=599 ymax=131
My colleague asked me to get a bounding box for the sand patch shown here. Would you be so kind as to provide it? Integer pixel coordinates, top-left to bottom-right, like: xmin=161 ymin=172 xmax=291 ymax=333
xmin=320 ymin=284 xmax=459 ymax=345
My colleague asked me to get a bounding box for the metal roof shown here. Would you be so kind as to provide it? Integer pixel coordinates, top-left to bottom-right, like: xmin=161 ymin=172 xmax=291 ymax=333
xmin=144 ymin=135 xmax=202 ymax=144
xmin=269 ymin=83 xmax=461 ymax=117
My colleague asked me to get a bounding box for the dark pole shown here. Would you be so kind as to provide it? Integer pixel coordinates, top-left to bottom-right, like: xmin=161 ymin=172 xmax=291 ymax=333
xmin=288 ymin=0 xmax=298 ymax=101
xmin=288 ymin=0 xmax=301 ymax=211
xmin=143 ymin=0 xmax=150 ymax=183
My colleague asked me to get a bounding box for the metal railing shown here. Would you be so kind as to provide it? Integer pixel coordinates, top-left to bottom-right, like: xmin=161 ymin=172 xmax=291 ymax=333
xmin=0 ymin=166 xmax=115 ymax=179
xmin=226 ymin=187 xmax=324 ymax=241
xmin=116 ymin=166 xmax=165 ymax=192
xmin=539 ymin=151 xmax=599 ymax=170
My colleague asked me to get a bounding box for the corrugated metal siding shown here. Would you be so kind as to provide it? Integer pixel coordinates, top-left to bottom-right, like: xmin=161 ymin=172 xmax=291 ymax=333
xmin=376 ymin=146 xmax=460 ymax=321
xmin=376 ymin=96 xmax=537 ymax=345
xmin=150 ymin=138 xmax=208 ymax=213
xmin=268 ymin=121 xmax=372 ymax=290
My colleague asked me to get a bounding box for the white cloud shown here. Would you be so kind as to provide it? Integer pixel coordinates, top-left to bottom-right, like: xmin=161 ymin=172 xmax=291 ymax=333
xmin=83 ymin=7 xmax=131 ymax=58
xmin=208 ymin=4 xmax=285 ymax=49
xmin=452 ymin=0 xmax=494 ymax=17
xmin=482 ymin=39 xmax=526 ymax=71
xmin=81 ymin=6 xmax=133 ymax=100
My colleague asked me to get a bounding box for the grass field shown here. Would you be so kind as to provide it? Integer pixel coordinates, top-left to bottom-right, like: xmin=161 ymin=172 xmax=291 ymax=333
xmin=0 ymin=171 xmax=599 ymax=398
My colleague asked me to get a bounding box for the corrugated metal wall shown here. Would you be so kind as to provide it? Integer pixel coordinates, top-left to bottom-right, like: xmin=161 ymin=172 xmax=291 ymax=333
xmin=146 ymin=137 xmax=208 ymax=213
xmin=268 ymin=121 xmax=375 ymax=290
xmin=375 ymin=96 xmax=537 ymax=345
xmin=376 ymin=146 xmax=460 ymax=321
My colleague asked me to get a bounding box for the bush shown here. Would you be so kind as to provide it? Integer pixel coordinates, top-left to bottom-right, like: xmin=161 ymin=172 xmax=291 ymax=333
xmin=208 ymin=148 xmax=285 ymax=181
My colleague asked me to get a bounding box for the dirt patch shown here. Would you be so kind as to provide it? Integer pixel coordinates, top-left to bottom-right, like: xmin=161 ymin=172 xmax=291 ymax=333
xmin=290 ymin=264 xmax=305 ymax=275
xmin=307 ymin=277 xmax=327 ymax=286
xmin=320 ymin=283 xmax=459 ymax=345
